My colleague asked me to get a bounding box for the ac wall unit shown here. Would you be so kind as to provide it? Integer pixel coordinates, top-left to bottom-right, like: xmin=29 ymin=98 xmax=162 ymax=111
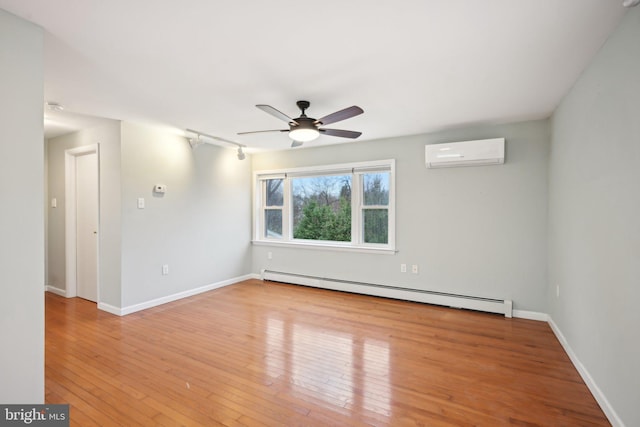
xmin=425 ymin=138 xmax=505 ymax=168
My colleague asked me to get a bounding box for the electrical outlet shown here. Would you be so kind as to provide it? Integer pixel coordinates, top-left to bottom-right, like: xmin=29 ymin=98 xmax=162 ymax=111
xmin=268 ymin=252 xmax=273 ymax=260
xmin=556 ymin=285 xmax=560 ymax=298
xmin=400 ymin=263 xmax=407 ymax=273
xmin=137 ymin=197 xmax=145 ymax=209
xmin=162 ymin=264 xmax=169 ymax=275
xmin=412 ymin=264 xmax=419 ymax=274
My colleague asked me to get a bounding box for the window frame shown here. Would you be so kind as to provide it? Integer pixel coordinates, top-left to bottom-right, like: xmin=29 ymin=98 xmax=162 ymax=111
xmin=262 ymin=177 xmax=285 ymax=239
xmin=253 ymin=160 xmax=396 ymax=254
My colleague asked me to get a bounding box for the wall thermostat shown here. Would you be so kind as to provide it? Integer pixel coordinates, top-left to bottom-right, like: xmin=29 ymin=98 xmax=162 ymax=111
xmin=153 ymin=184 xmax=167 ymax=194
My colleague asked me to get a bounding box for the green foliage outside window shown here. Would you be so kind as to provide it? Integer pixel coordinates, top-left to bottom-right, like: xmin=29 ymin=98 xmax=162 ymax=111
xmin=294 ymin=197 xmax=351 ymax=241
xmin=293 ymin=175 xmax=351 ymax=241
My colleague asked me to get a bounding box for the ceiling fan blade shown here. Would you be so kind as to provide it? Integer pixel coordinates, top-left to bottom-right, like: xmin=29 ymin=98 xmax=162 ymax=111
xmin=256 ymin=104 xmax=298 ymax=124
xmin=291 ymin=140 xmax=304 ymax=148
xmin=319 ymin=128 xmax=362 ymax=139
xmin=237 ymin=129 xmax=288 ymax=135
xmin=316 ymin=106 xmax=363 ymax=126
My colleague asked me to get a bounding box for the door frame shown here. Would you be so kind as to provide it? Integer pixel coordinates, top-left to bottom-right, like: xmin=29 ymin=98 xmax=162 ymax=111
xmin=65 ymin=144 xmax=100 ymax=301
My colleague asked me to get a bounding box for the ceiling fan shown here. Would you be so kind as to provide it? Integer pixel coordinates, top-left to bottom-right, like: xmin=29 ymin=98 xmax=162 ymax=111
xmin=238 ymin=100 xmax=364 ymax=147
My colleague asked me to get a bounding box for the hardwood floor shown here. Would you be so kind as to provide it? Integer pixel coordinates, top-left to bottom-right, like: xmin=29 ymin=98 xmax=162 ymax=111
xmin=45 ymin=279 xmax=609 ymax=426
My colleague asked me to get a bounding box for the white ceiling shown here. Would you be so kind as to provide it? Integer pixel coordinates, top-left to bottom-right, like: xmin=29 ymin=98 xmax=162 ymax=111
xmin=0 ymin=1 xmax=628 ymax=150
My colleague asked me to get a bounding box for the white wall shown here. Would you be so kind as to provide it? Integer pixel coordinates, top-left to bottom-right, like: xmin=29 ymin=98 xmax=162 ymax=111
xmin=47 ymin=121 xmax=122 ymax=307
xmin=119 ymin=122 xmax=252 ymax=308
xmin=549 ymin=8 xmax=640 ymax=427
xmin=0 ymin=9 xmax=44 ymax=403
xmin=252 ymin=119 xmax=549 ymax=312
xmin=47 ymin=122 xmax=253 ymax=311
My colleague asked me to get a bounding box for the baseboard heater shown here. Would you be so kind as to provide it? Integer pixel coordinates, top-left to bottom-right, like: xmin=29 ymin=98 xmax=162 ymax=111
xmin=261 ymin=270 xmax=512 ymax=318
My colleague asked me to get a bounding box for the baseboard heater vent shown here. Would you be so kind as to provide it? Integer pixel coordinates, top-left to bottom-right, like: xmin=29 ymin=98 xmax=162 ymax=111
xmin=262 ymin=270 xmax=512 ymax=318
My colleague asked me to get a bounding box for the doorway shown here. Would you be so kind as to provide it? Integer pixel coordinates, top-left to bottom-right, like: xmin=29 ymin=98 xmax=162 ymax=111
xmin=65 ymin=145 xmax=99 ymax=302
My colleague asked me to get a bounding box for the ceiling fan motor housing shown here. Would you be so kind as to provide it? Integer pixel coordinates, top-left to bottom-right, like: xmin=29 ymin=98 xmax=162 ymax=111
xmin=290 ymin=116 xmax=316 ymax=131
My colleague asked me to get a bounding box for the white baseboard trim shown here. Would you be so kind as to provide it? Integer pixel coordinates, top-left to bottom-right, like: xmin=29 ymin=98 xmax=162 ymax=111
xmin=101 ymin=274 xmax=257 ymax=316
xmin=512 ymin=309 xmax=548 ymax=321
xmin=45 ymin=285 xmax=68 ymax=297
xmin=548 ymin=316 xmax=624 ymax=427
xmin=97 ymin=302 xmax=122 ymax=316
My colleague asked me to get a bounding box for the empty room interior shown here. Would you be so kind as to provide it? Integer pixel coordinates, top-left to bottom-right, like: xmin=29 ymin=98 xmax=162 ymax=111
xmin=1 ymin=1 xmax=639 ymax=426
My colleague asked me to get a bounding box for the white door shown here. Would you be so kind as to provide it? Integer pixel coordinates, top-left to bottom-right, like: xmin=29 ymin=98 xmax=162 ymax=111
xmin=75 ymin=152 xmax=98 ymax=302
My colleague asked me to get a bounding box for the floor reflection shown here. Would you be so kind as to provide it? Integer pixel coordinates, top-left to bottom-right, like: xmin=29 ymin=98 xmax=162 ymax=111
xmin=363 ymin=339 xmax=391 ymax=416
xmin=264 ymin=316 xmax=391 ymax=418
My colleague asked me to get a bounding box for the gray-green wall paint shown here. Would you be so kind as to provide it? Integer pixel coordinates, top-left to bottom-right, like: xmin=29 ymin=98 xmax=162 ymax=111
xmin=0 ymin=9 xmax=44 ymax=403
xmin=46 ymin=122 xmax=253 ymax=310
xmin=47 ymin=121 xmax=122 ymax=307
xmin=549 ymin=8 xmax=640 ymax=427
xmin=252 ymin=119 xmax=549 ymax=312
xmin=120 ymin=122 xmax=252 ymax=307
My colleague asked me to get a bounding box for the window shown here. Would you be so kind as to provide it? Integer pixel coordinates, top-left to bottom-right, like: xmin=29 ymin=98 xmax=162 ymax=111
xmin=362 ymin=173 xmax=390 ymax=244
xmin=254 ymin=160 xmax=395 ymax=252
xmin=264 ymin=179 xmax=283 ymax=238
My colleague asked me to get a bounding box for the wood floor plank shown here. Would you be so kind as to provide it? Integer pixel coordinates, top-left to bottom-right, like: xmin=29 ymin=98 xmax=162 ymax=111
xmin=45 ymin=279 xmax=609 ymax=426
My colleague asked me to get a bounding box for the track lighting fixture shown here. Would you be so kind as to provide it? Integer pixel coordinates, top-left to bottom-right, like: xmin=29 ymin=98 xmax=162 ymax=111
xmin=188 ymin=134 xmax=204 ymax=149
xmin=46 ymin=101 xmax=64 ymax=112
xmin=186 ymin=128 xmax=247 ymax=160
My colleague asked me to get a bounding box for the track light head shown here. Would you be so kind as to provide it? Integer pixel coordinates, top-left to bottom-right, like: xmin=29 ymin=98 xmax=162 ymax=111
xmin=188 ymin=134 xmax=204 ymax=149
xmin=186 ymin=128 xmax=247 ymax=159
xmin=46 ymin=101 xmax=64 ymax=112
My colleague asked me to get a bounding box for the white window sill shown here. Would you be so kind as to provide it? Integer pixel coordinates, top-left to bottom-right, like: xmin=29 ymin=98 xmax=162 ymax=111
xmin=252 ymin=239 xmax=397 ymax=255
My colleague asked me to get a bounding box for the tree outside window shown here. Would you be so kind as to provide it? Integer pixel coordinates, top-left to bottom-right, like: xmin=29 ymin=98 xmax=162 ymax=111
xmin=292 ymin=175 xmax=351 ymax=242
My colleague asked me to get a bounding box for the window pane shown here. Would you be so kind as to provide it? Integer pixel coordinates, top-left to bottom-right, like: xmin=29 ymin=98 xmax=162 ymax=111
xmin=265 ymin=209 xmax=282 ymax=239
xmin=292 ymin=175 xmax=351 ymax=242
xmin=363 ymin=209 xmax=388 ymax=244
xmin=363 ymin=173 xmax=389 ymax=206
xmin=265 ymin=179 xmax=283 ymax=206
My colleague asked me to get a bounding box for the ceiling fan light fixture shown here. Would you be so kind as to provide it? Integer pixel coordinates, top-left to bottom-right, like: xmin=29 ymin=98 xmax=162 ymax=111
xmin=289 ymin=127 xmax=319 ymax=142
xmin=239 ymin=101 xmax=363 ymax=146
